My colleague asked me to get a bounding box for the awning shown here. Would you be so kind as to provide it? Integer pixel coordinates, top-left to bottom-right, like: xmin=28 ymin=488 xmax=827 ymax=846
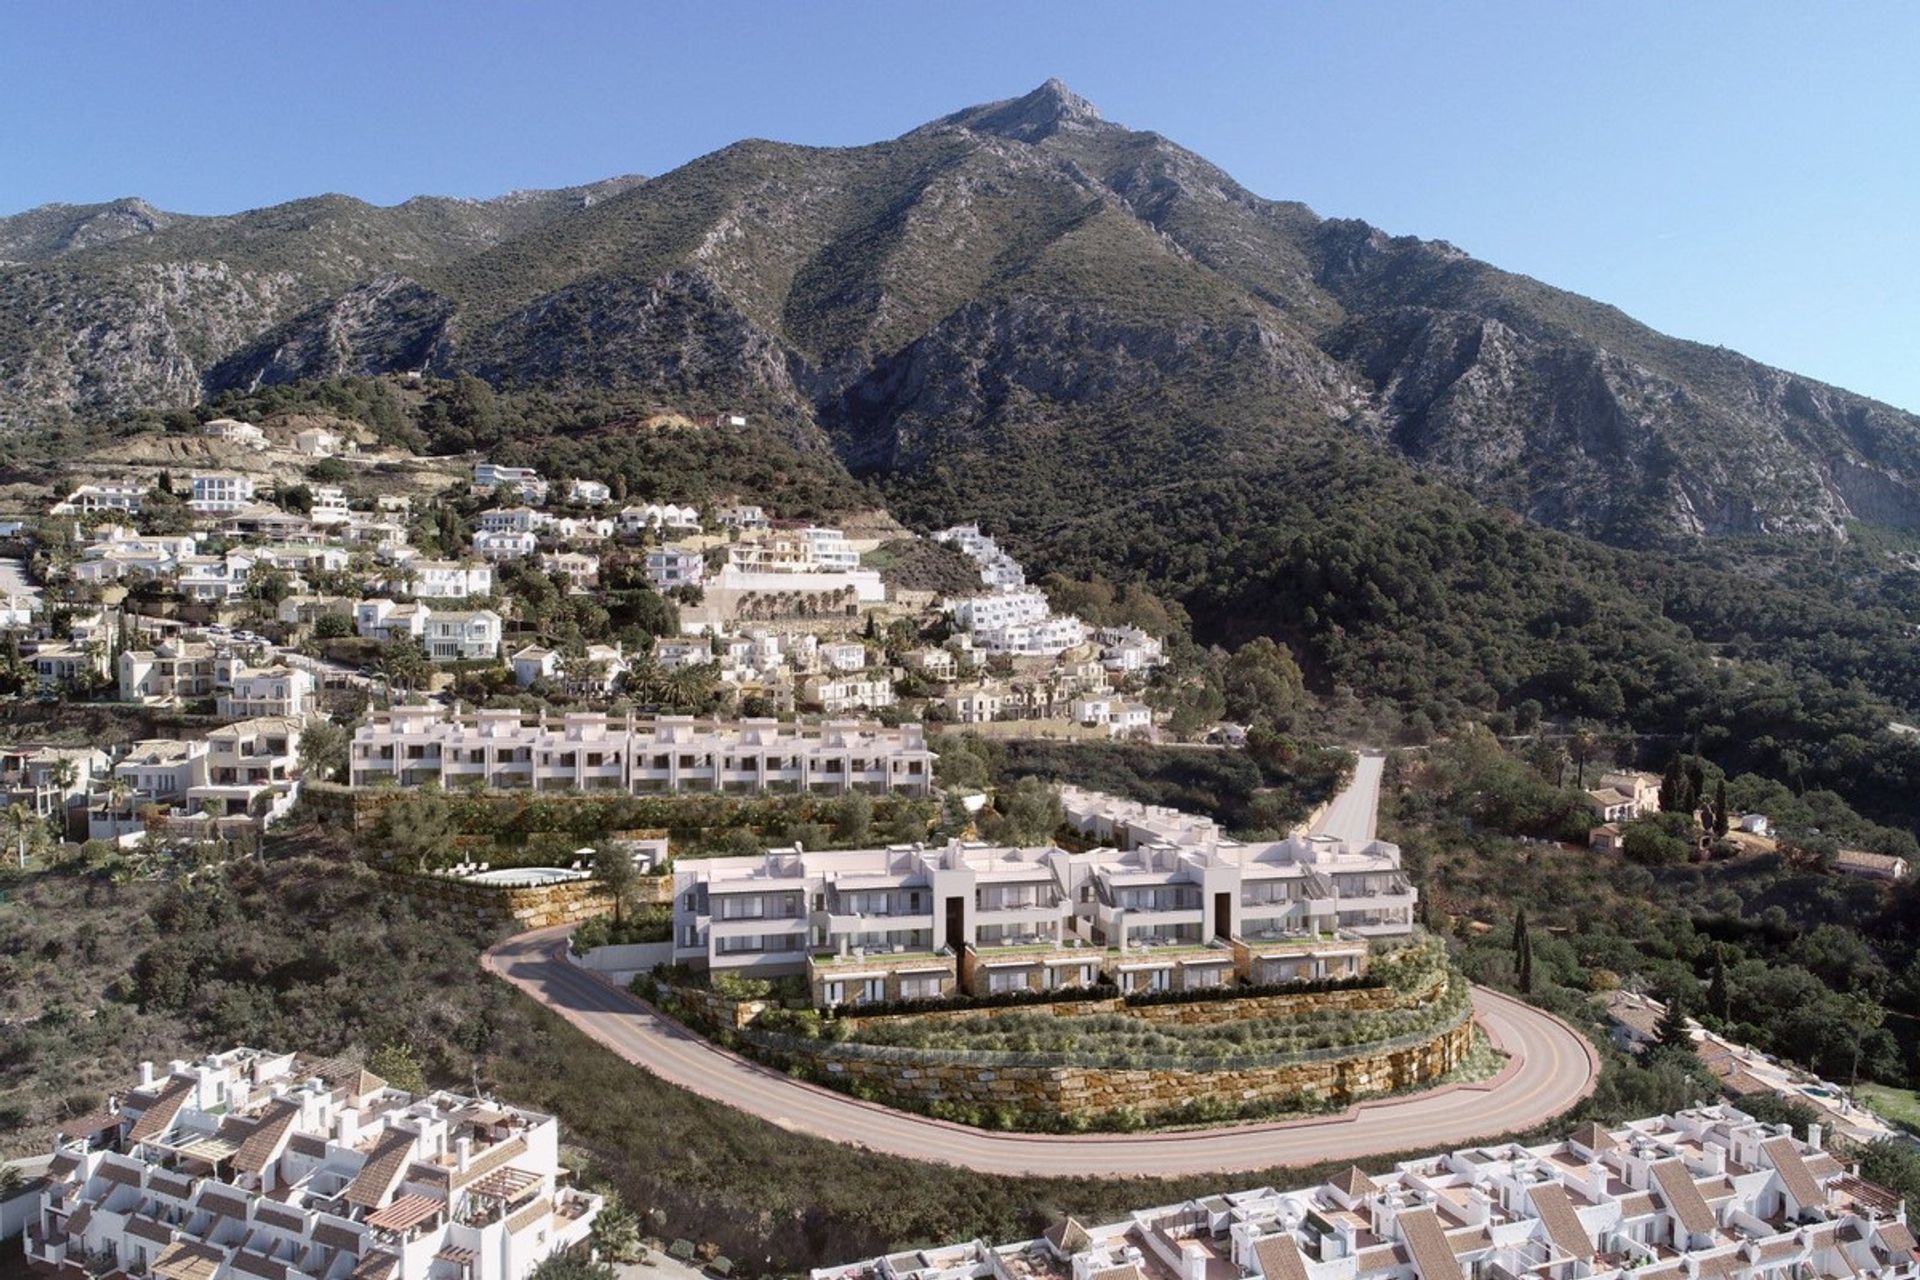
xmin=365 ymin=1193 xmax=440 ymax=1233
xmin=466 ymin=1166 xmax=541 ymax=1202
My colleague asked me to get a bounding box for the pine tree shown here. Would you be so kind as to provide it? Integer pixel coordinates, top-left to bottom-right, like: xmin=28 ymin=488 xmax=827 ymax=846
xmin=1713 ymin=779 xmax=1730 ymax=837
xmin=1655 ymin=996 xmax=1694 ymax=1051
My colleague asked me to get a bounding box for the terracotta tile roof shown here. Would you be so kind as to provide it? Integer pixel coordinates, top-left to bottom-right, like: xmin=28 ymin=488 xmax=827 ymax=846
xmin=1332 ymin=1166 xmax=1380 ymax=1197
xmin=506 ymin=1196 xmax=553 ymax=1235
xmin=1043 ymin=1217 xmax=1090 ymax=1255
xmin=310 ymin=1221 xmax=363 ymax=1255
xmin=1755 ymin=1238 xmax=1803 ymax=1263
xmin=1692 ymin=1251 xmax=1746 ymax=1279
xmin=1806 ymin=1153 xmax=1845 ymax=1179
xmin=1088 ymin=1268 xmax=1144 ymax=1280
xmin=1571 ymin=1122 xmax=1618 ymax=1153
xmin=233 ymin=1099 xmax=302 ymax=1175
xmin=1254 ymin=1235 xmax=1310 ymax=1280
xmin=152 ymin=1240 xmax=224 ymax=1280
xmin=1762 ymin=1138 xmax=1825 ymax=1210
xmin=127 ymin=1216 xmax=175 ymax=1246
xmin=1617 ymin=1192 xmax=1658 ymax=1217
xmin=228 ymin=1252 xmax=290 ymax=1280
xmin=128 ymin=1077 xmax=196 ymax=1143
xmin=56 ymin=1112 xmax=122 ymax=1140
xmin=98 ymin=1159 xmax=145 ymax=1187
xmin=1355 ymin=1245 xmax=1408 ymax=1272
xmin=1877 ymin=1222 xmax=1918 ymax=1259
xmin=254 ymin=1202 xmax=306 ymax=1233
xmin=343 ymin=1127 xmax=417 ymax=1209
xmin=63 ymin=1205 xmax=94 ymax=1237
xmin=46 ymin=1153 xmax=81 ymax=1180
xmin=1447 ymin=1227 xmax=1492 ymax=1257
xmin=197 ymin=1186 xmax=250 ymax=1220
xmin=350 ymin=1251 xmax=397 ymax=1280
xmin=1528 ymin=1182 xmax=1594 ymax=1261
xmin=148 ymin=1170 xmax=194 ymax=1200
xmin=1397 ymin=1207 xmax=1464 ymax=1280
xmin=287 ymin=1133 xmax=328 ymax=1159
xmin=1652 ymin=1160 xmax=1717 ymax=1237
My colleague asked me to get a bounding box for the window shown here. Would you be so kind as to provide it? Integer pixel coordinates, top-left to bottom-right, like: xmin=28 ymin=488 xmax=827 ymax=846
xmin=861 ymin=977 xmax=886 ymax=1003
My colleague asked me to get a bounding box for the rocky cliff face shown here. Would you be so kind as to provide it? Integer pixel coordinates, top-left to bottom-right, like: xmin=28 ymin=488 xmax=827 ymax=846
xmin=3 ymin=84 xmax=1918 ymax=545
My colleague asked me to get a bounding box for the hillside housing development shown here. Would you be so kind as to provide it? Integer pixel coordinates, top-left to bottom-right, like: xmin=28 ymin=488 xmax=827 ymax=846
xmin=813 ymin=1104 xmax=1917 ymax=1280
xmin=23 ymin=1047 xmax=599 ymax=1280
xmin=670 ymin=785 xmax=1414 ymax=1008
xmin=348 ymin=707 xmax=935 ymax=795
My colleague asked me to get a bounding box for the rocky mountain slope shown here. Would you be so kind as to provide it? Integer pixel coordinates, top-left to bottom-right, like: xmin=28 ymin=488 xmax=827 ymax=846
xmin=5 ymin=81 xmax=1919 ymax=545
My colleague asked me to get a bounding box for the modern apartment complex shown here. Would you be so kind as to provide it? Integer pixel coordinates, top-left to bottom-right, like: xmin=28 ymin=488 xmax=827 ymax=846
xmin=671 ymin=808 xmax=1408 ymax=1008
xmin=813 ymin=1105 xmax=1914 ymax=1280
xmin=23 ymin=1047 xmax=599 ymax=1280
xmin=348 ymin=707 xmax=935 ymax=796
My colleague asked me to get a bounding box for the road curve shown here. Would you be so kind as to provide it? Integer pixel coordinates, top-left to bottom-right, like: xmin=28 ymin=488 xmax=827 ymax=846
xmin=483 ymin=928 xmax=1599 ymax=1177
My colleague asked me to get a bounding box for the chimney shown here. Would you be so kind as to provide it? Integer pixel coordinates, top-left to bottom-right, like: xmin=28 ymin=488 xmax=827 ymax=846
xmin=456 ymin=1136 xmax=472 ymax=1172
xmin=1807 ymin=1124 xmax=1822 ymax=1152
xmin=139 ymin=1062 xmax=155 ymax=1088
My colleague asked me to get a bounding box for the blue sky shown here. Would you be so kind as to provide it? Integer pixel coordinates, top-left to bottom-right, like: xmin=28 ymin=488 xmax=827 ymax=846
xmin=3 ymin=2 xmax=1916 ymax=411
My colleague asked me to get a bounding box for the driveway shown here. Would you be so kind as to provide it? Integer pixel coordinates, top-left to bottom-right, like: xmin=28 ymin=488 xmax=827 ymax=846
xmin=1311 ymin=753 xmax=1386 ymax=844
xmin=483 ymin=931 xmax=1597 ymax=1177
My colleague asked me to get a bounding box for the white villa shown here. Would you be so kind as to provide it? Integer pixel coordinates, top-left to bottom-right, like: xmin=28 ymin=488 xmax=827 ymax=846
xmin=188 ymin=473 xmax=258 ymax=516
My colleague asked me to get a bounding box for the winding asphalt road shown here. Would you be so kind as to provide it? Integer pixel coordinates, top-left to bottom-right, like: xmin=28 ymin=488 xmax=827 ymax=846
xmin=483 ymin=929 xmax=1598 ymax=1177
xmin=1311 ymin=753 xmax=1386 ymax=844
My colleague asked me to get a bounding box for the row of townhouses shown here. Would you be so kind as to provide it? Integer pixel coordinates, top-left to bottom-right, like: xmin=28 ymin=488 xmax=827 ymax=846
xmin=670 ymin=787 xmax=1414 ymax=1009
xmin=24 ymin=1047 xmax=599 ymax=1280
xmin=347 ymin=707 xmax=935 ymax=795
xmin=813 ymin=1105 xmax=1916 ymax=1280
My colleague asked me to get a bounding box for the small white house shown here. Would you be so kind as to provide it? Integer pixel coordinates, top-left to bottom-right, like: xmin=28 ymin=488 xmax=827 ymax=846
xmin=568 ymin=478 xmax=612 ymax=505
xmin=475 ymin=529 xmax=538 ymax=561
xmin=294 ymin=426 xmax=341 ymax=457
xmin=202 ymin=418 xmax=268 ymax=450
xmin=1739 ymin=813 xmax=1771 ymax=837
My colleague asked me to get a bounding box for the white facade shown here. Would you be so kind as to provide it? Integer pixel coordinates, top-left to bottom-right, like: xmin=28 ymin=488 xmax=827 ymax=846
xmin=218 ymin=666 xmax=318 ymax=719
xmin=52 ymin=479 xmax=147 ymax=515
xmin=644 ymin=546 xmax=705 ymax=590
xmin=619 ymin=502 xmax=701 ymax=534
xmin=25 ymin=1047 xmax=600 ymax=1280
xmin=202 ymin=417 xmax=268 ymax=449
xmin=473 ymin=461 xmax=549 ymax=502
xmin=423 ymin=610 xmax=503 ymax=662
xmin=815 ymin=1105 xmax=1913 ymax=1280
xmin=567 ymin=478 xmax=611 ymax=505
xmin=538 ymin=552 xmax=599 ymax=592
xmin=474 ymin=530 xmax=537 ymax=562
xmin=356 ymin=599 xmax=429 ymax=642
xmin=349 ymin=708 xmax=934 ymax=796
xmin=399 ymin=560 xmax=494 ymax=600
xmin=189 ymin=472 xmax=257 ymax=514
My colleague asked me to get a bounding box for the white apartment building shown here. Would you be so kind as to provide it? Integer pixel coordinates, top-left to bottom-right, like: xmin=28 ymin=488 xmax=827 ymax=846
xmin=711 ymin=527 xmax=886 ymax=602
xmin=348 ymin=708 xmax=934 ymax=796
xmin=802 ymin=674 xmax=897 ymax=715
xmin=976 ymin=615 xmax=1088 ymax=657
xmin=472 ymin=461 xmax=549 ymax=502
xmin=1071 ymin=696 xmax=1153 ymax=738
xmin=1099 ymin=624 xmax=1166 ymax=673
xmin=396 ymin=560 xmax=494 ymax=600
xmin=477 ymin=507 xmax=543 ymax=534
xmin=719 ymin=505 xmax=768 ymax=531
xmin=944 ymin=685 xmax=1005 ymax=724
xmin=356 ymin=599 xmax=430 ymax=642
xmin=567 ymin=478 xmax=611 ymax=505
xmin=947 ymin=586 xmax=1051 ymax=631
xmin=120 ymin=640 xmax=222 ymax=704
xmin=219 ymin=665 xmax=318 ymax=719
xmin=644 ymin=546 xmax=705 ymax=590
xmin=619 ymin=503 xmax=701 ymax=534
xmin=474 ymin=531 xmax=537 ymax=562
xmin=184 ymin=716 xmax=302 ymax=829
xmin=189 ymin=472 xmax=257 ymax=514
xmin=25 ymin=1047 xmax=599 ymax=1280
xmin=814 ymin=1105 xmax=1914 ymax=1280
xmin=817 ymin=640 xmax=869 ymax=673
xmin=309 ymin=485 xmax=352 ymax=524
xmin=202 ymin=417 xmax=268 ymax=448
xmin=933 ymin=523 xmax=1027 ymax=589
xmin=176 ymin=553 xmax=257 ymax=603
xmin=90 ymin=739 xmax=211 ymax=839
xmin=423 ymin=610 xmax=503 ymax=662
xmin=52 ymin=479 xmax=147 ymax=515
xmin=295 ymin=425 xmax=341 ymax=455
xmin=538 ymin=552 xmax=599 ymax=592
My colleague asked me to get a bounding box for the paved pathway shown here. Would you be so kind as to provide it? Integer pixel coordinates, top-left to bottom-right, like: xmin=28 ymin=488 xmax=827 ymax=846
xmin=1311 ymin=753 xmax=1386 ymax=844
xmin=484 ymin=930 xmax=1598 ymax=1177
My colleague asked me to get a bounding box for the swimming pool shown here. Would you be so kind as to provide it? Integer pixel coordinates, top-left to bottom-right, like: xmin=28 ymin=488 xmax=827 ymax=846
xmin=465 ymin=867 xmax=591 ymax=887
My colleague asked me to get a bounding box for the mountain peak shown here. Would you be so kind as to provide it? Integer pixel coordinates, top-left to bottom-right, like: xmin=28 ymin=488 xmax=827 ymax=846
xmin=915 ymin=78 xmax=1112 ymax=143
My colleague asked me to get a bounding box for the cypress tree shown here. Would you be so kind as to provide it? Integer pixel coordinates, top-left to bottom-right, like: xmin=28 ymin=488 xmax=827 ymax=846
xmin=1513 ymin=908 xmax=1534 ymax=995
xmin=1707 ymin=946 xmax=1730 ymax=1022
xmin=1660 ymin=757 xmax=1686 ymax=812
xmin=1713 ymin=779 xmax=1730 ymax=837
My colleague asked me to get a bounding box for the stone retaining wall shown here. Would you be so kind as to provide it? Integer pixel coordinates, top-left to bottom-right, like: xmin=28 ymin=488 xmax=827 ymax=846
xmin=384 ymin=871 xmax=671 ymax=929
xmin=828 ymin=980 xmax=1402 ymax=1033
xmin=757 ymin=1016 xmax=1473 ymax=1122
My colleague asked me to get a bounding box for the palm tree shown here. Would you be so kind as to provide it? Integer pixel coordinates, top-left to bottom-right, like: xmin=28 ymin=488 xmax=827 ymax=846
xmin=2 ymin=801 xmax=46 ymax=868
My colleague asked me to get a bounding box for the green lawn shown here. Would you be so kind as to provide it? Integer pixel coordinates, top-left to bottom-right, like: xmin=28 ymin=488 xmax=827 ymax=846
xmin=1854 ymin=1083 xmax=1920 ymax=1134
